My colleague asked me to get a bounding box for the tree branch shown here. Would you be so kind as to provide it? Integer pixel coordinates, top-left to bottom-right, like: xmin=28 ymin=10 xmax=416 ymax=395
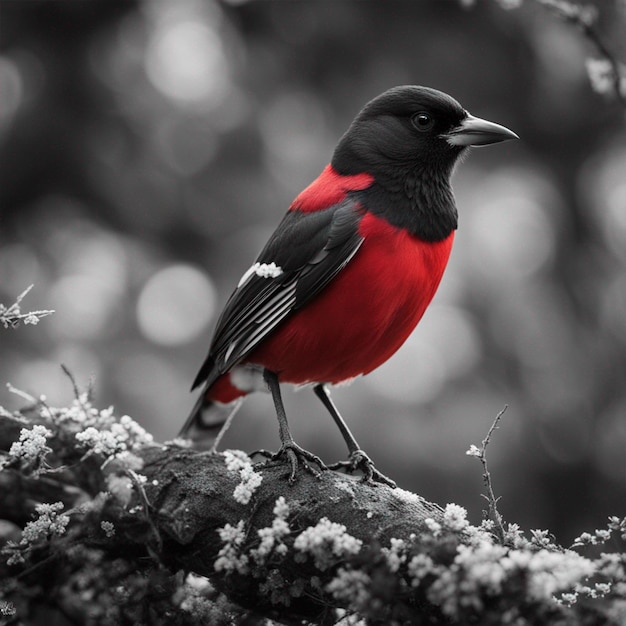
xmin=131 ymin=445 xmax=445 ymax=622
xmin=1 ymin=396 xmax=624 ymax=625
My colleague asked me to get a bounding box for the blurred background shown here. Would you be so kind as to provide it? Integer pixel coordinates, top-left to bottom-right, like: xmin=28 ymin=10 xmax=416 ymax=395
xmin=1 ymin=0 xmax=624 ymax=544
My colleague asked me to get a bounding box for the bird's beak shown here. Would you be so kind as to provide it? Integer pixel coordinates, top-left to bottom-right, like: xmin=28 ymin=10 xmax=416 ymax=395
xmin=445 ymin=113 xmax=519 ymax=147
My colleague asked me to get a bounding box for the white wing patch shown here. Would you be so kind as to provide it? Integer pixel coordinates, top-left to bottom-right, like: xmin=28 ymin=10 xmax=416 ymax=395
xmin=238 ymin=262 xmax=283 ymax=287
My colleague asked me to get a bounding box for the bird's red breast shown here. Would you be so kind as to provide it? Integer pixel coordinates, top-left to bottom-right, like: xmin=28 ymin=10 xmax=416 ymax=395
xmin=206 ymin=165 xmax=454 ymax=403
xmin=248 ymin=211 xmax=454 ymax=384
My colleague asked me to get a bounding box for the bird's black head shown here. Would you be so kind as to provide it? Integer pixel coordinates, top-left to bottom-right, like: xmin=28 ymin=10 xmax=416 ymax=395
xmin=332 ymin=85 xmax=518 ymax=241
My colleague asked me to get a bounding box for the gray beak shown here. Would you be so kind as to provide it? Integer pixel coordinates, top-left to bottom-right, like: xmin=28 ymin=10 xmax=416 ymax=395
xmin=445 ymin=113 xmax=519 ymax=147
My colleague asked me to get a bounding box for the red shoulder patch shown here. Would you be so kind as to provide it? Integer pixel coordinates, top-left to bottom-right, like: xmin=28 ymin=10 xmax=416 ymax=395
xmin=290 ymin=164 xmax=374 ymax=213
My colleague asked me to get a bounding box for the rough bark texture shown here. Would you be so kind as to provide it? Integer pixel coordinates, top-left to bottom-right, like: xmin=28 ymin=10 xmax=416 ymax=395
xmin=127 ymin=446 xmax=447 ymax=622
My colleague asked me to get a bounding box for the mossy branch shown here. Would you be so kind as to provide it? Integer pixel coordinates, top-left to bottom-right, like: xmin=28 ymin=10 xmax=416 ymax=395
xmin=1 ymin=393 xmax=625 ymax=625
xmin=131 ymin=446 xmax=447 ymax=623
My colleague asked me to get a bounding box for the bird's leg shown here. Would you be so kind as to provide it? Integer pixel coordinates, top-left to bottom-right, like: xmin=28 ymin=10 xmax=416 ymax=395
xmin=313 ymin=384 xmax=396 ymax=488
xmin=261 ymin=369 xmax=327 ymax=482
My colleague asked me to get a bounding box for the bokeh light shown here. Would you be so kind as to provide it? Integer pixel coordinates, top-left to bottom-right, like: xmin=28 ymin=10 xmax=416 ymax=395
xmin=463 ymin=167 xmax=557 ymax=283
xmin=367 ymin=305 xmax=481 ymax=405
xmin=144 ymin=1 xmax=232 ymax=108
xmin=136 ymin=264 xmax=216 ymax=346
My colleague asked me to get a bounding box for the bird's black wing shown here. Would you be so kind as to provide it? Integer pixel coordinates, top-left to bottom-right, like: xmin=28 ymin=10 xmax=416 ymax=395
xmin=192 ymin=199 xmax=364 ymax=389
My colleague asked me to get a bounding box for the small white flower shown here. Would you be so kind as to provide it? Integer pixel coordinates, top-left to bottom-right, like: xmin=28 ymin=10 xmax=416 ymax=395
xmin=293 ymin=518 xmax=362 ymax=570
xmin=273 ymin=496 xmax=289 ymax=519
xmin=223 ymin=449 xmax=252 ymax=472
xmin=408 ymin=553 xmax=436 ymax=586
xmin=424 ymin=518 xmax=442 ymax=537
xmin=223 ymin=450 xmax=263 ymax=505
xmin=560 ymin=592 xmax=578 ymax=605
xmin=594 ymin=582 xmax=611 ymax=596
xmin=218 ymin=520 xmax=246 ymax=544
xmin=443 ymin=503 xmax=470 ymax=533
xmin=465 ymin=444 xmax=482 ymax=458
xmin=101 ymin=521 xmax=115 ymax=538
xmin=250 ymin=496 xmax=292 ymax=564
xmin=233 ymin=465 xmax=263 ymax=505
xmin=214 ymin=520 xmax=249 ymax=574
xmin=76 ymin=427 xmax=126 ymax=457
xmin=573 ymin=531 xmax=594 ymax=546
xmin=327 ymin=569 xmax=371 ymax=611
xmin=381 ymin=538 xmax=407 ymax=573
xmin=21 ymin=502 xmax=70 ymax=546
xmin=8 ymin=425 xmax=52 ymax=465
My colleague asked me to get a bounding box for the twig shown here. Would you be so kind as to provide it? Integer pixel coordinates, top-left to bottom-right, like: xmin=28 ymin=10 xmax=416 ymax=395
xmin=467 ymin=405 xmax=508 ymax=543
xmin=126 ymin=468 xmax=163 ymax=555
xmin=5 ymin=383 xmax=37 ymax=405
xmin=534 ymin=0 xmax=626 ymax=108
xmin=60 ymin=365 xmax=82 ymax=402
xmin=0 ymin=285 xmax=55 ymax=329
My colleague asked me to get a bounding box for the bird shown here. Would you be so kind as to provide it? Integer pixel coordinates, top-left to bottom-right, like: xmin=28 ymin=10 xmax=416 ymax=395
xmin=180 ymin=85 xmax=518 ymax=487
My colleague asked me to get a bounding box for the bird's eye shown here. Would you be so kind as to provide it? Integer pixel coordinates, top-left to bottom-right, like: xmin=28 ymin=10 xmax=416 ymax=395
xmin=411 ymin=112 xmax=435 ymax=132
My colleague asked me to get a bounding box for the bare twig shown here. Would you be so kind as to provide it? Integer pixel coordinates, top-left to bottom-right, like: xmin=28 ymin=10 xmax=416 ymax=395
xmin=0 ymin=285 xmax=55 ymax=330
xmin=60 ymin=365 xmax=82 ymax=402
xmin=535 ymin=0 xmax=626 ymax=108
xmin=467 ymin=405 xmax=508 ymax=542
xmin=467 ymin=0 xmax=626 ymax=108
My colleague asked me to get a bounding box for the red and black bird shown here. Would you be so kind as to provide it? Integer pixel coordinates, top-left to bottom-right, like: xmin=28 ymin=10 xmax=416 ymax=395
xmin=180 ymin=86 xmax=518 ymax=486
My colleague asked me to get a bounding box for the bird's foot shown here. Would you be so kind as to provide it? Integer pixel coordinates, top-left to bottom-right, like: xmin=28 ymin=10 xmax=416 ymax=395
xmin=328 ymin=449 xmax=396 ymax=488
xmin=252 ymin=442 xmax=327 ymax=483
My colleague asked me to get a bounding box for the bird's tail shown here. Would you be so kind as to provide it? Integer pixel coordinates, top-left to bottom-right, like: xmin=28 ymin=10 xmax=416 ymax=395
xmin=178 ymin=391 xmax=244 ymax=452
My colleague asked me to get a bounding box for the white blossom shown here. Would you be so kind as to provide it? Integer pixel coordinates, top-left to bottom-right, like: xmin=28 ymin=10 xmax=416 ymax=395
xmin=223 ymin=449 xmax=252 ymax=472
xmin=408 ymin=553 xmax=437 ymax=587
xmin=327 ymin=569 xmax=371 ymax=611
xmin=293 ymin=518 xmax=362 ymax=570
xmin=443 ymin=504 xmax=470 ymax=533
xmin=100 ymin=521 xmax=115 ymax=538
xmin=427 ymin=539 xmax=595 ymax=619
xmin=75 ymin=414 xmax=152 ymax=459
xmin=7 ymin=425 xmax=52 ymax=465
xmin=21 ymin=502 xmax=70 ymax=545
xmin=424 ymin=518 xmax=442 ymax=537
xmin=214 ymin=520 xmax=249 ymax=574
xmin=251 ymin=497 xmax=291 ymax=564
xmin=465 ymin=444 xmax=482 ymax=458
xmin=223 ymin=450 xmax=263 ymax=505
xmin=381 ymin=538 xmax=407 ymax=573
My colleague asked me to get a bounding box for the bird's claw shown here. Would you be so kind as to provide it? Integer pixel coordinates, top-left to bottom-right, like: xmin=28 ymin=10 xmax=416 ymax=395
xmin=253 ymin=442 xmax=327 ymax=483
xmin=328 ymin=449 xmax=396 ymax=488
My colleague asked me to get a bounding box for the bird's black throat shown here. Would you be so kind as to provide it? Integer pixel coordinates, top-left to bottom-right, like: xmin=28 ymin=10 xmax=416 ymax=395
xmin=350 ymin=164 xmax=458 ymax=243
